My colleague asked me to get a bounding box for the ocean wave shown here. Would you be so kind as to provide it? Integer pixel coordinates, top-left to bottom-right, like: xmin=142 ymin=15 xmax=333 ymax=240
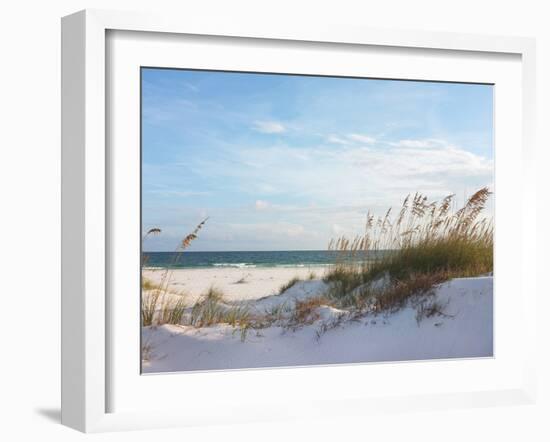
xmin=144 ymin=262 xmax=337 ymax=270
xmin=275 ymin=263 xmax=333 ymax=268
xmin=212 ymin=263 xmax=257 ymax=268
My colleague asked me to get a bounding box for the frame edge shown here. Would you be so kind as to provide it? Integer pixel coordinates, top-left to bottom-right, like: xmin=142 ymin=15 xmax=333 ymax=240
xmin=61 ymin=9 xmax=108 ymax=433
xmin=61 ymin=9 xmax=87 ymax=432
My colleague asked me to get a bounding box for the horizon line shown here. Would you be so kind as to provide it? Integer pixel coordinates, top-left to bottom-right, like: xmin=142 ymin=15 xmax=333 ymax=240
xmin=141 ymin=249 xmax=384 ymax=253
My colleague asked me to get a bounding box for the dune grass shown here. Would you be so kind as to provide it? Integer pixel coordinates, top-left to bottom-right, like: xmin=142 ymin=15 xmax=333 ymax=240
xmin=159 ymin=295 xmax=188 ymax=325
xmin=263 ymin=302 xmax=292 ymax=323
xmin=189 ymin=287 xmax=252 ymax=328
xmin=141 ymin=290 xmax=189 ymax=327
xmin=141 ymin=219 xmax=252 ymax=339
xmin=324 ymin=187 xmax=493 ymax=313
xmin=141 ymin=219 xmax=208 ymax=326
xmin=285 ymin=296 xmax=330 ymax=330
xmin=278 ymin=276 xmax=301 ymax=295
xmin=141 ymin=277 xmax=158 ymax=291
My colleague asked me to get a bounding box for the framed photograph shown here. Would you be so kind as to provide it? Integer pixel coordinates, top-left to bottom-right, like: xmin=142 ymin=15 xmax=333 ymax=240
xmin=61 ymin=9 xmax=538 ymax=432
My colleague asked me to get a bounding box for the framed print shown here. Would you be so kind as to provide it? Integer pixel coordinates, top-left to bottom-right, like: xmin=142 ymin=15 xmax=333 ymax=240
xmin=61 ymin=9 xmax=538 ymax=432
xmin=139 ymin=68 xmax=495 ymax=374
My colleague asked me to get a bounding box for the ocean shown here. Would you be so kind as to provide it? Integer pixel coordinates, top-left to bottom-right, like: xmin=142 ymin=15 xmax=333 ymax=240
xmin=142 ymin=250 xmax=379 ymax=269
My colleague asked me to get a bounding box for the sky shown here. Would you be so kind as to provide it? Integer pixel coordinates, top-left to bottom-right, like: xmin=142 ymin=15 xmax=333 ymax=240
xmin=141 ymin=68 xmax=494 ymax=252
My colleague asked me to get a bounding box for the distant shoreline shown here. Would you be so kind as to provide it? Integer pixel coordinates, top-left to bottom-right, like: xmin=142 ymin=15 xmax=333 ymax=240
xmin=142 ymin=263 xmax=335 ymax=270
xmin=142 ymin=249 xmax=331 ymax=253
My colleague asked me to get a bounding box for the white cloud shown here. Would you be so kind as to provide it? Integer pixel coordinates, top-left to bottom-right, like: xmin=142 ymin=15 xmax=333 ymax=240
xmin=226 ymin=222 xmax=309 ymax=240
xmin=347 ymin=133 xmax=376 ymax=144
xmin=158 ymin=137 xmax=493 ymax=250
xmin=327 ymin=135 xmax=351 ymax=145
xmin=327 ymin=133 xmax=376 ymax=145
xmin=193 ymin=138 xmax=492 ymax=208
xmin=253 ymin=120 xmax=286 ymax=134
xmin=390 ymin=138 xmax=446 ymax=149
xmin=255 ymin=200 xmax=270 ymax=210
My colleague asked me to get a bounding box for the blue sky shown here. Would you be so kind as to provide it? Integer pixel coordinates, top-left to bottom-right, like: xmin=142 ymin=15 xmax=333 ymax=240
xmin=142 ymin=68 xmax=493 ymax=251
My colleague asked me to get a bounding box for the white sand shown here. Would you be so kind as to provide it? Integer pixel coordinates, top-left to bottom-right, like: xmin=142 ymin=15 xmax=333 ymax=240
xmin=143 ymin=265 xmax=330 ymax=304
xmin=142 ymin=275 xmax=494 ymax=373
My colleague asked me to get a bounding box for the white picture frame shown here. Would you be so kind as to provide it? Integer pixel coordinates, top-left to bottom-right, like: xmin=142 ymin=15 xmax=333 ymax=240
xmin=61 ymin=9 xmax=538 ymax=433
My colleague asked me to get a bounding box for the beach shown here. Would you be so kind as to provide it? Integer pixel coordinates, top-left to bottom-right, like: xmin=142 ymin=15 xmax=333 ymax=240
xmin=140 ymin=190 xmax=494 ymax=374
xmin=142 ymin=265 xmax=330 ymax=304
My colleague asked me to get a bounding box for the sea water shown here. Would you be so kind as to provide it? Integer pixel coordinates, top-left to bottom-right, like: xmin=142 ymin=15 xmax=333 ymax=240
xmin=142 ymin=250 xmax=380 ymax=269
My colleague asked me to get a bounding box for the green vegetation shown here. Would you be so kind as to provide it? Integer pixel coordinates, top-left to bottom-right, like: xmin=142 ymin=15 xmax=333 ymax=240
xmin=141 ymin=219 xmax=208 ymax=327
xmin=324 ymin=187 xmax=493 ymax=313
xmin=278 ymin=276 xmax=301 ymax=295
xmin=189 ymin=287 xmax=251 ymax=328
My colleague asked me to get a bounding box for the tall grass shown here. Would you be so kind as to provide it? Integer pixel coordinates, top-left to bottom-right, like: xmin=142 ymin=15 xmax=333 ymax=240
xmin=158 ymin=295 xmax=188 ymax=325
xmin=189 ymin=287 xmax=252 ymax=328
xmin=141 ymin=218 xmax=208 ymax=326
xmin=325 ymin=188 xmax=493 ymax=312
xmin=278 ymin=276 xmax=301 ymax=295
xmin=141 ymin=219 xmax=252 ymax=334
xmin=286 ymin=296 xmax=329 ymax=330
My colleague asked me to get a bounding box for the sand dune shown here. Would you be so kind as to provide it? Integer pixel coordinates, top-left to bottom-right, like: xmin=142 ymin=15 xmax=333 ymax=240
xmin=142 ymin=275 xmax=493 ymax=373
